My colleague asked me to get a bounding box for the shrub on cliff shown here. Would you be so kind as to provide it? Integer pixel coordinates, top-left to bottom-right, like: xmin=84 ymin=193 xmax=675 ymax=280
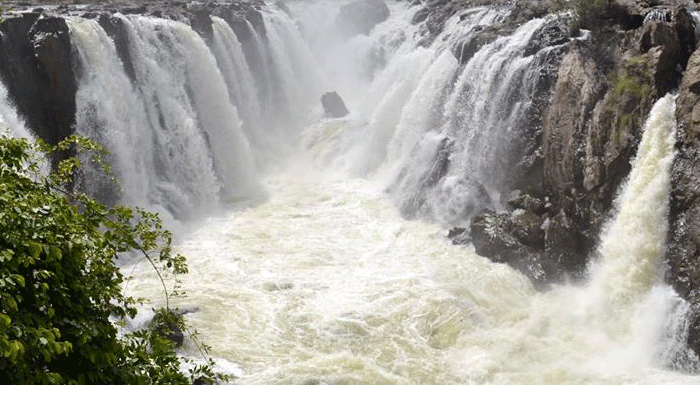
xmin=550 ymin=0 xmax=612 ymax=30
xmin=0 ymin=134 xmax=225 ymax=384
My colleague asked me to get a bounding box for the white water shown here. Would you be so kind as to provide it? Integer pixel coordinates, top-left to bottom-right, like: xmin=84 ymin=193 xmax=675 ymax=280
xmin=0 ymin=81 xmax=33 ymax=140
xmin=126 ymin=94 xmax=699 ymax=384
xmin=55 ymin=0 xmax=700 ymax=384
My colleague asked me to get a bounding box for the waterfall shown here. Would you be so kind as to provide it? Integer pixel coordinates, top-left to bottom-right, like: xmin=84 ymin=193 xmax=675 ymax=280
xmin=0 ymin=80 xmax=33 ymax=141
xmin=297 ymin=4 xmax=569 ymax=226
xmin=5 ymin=0 xmax=700 ymax=383
xmin=261 ymin=8 xmax=323 ymax=135
xmin=589 ymin=94 xmax=679 ymax=327
xmin=69 ymin=17 xmax=154 ymax=206
xmin=577 ymin=94 xmax=698 ymax=372
xmin=68 ymin=15 xmax=265 ymax=219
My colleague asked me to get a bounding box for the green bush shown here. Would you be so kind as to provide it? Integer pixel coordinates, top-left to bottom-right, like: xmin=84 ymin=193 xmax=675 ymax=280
xmin=549 ymin=0 xmax=611 ymax=30
xmin=0 ymin=134 xmax=226 ymax=384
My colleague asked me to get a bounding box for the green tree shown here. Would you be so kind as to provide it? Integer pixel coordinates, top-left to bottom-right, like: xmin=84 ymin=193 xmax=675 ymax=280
xmin=0 ymin=134 xmax=226 ymax=384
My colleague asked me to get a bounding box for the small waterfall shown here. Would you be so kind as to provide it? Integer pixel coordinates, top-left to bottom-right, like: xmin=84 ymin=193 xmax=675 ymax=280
xmin=0 ymin=80 xmax=34 ymax=141
xmin=429 ymin=16 xmax=556 ymax=223
xmin=590 ymin=94 xmax=677 ymax=315
xmin=584 ymin=94 xmax=699 ymax=370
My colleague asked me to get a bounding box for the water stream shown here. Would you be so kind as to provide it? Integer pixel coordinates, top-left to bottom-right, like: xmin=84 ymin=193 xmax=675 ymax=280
xmin=5 ymin=0 xmax=700 ymax=384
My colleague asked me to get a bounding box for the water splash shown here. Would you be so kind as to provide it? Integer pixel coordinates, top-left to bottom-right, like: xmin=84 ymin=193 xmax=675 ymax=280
xmin=0 ymin=80 xmax=34 ymax=140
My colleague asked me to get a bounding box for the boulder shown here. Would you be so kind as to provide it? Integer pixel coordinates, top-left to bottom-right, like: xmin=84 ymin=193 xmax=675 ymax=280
xmin=336 ymin=0 xmax=390 ymax=37
xmin=506 ymin=190 xmax=546 ymax=215
xmin=321 ymin=91 xmax=350 ymax=118
xmin=469 ymin=211 xmax=551 ymax=287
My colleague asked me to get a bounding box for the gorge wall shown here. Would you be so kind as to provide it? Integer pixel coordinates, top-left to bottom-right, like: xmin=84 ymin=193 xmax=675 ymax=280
xmin=3 ymin=0 xmax=700 ymax=359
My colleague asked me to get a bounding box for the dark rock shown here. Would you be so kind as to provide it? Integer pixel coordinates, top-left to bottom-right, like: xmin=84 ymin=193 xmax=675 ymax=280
xmin=451 ymin=25 xmax=502 ymax=65
xmin=189 ymin=6 xmax=214 ymax=42
xmin=523 ymin=19 xmax=572 ymax=57
xmin=0 ymin=14 xmax=77 ymax=146
xmin=668 ymin=46 xmax=700 ymax=360
xmin=150 ymin=310 xmax=186 ymax=348
xmin=412 ymin=7 xmax=430 ymax=24
xmin=337 ymin=0 xmax=390 ymax=37
xmin=447 ymin=227 xmax=470 ymax=245
xmin=506 ymin=191 xmax=546 ymax=215
xmin=98 ymin=14 xmax=137 ymax=84
xmin=542 ymin=211 xmax=589 ymax=279
xmin=469 ymin=211 xmax=551 ymax=287
xmin=321 ymin=91 xmax=350 ymax=118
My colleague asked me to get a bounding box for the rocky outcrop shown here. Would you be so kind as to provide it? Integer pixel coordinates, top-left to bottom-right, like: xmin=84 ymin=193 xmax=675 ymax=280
xmin=337 ymin=0 xmax=390 ymax=37
xmin=321 ymin=92 xmax=350 ymax=118
xmin=0 ymin=13 xmax=76 ymax=146
xmin=669 ymin=39 xmax=700 ymax=358
xmin=452 ymin=2 xmax=698 ymax=287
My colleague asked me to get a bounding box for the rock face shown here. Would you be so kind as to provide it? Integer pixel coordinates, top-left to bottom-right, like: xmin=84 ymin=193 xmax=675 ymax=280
xmin=336 ymin=0 xmax=390 ymax=36
xmin=321 ymin=92 xmax=350 ymax=118
xmin=0 ymin=13 xmax=76 ymax=146
xmin=669 ymin=35 xmax=700 ymax=359
xmin=449 ymin=2 xmax=697 ymax=287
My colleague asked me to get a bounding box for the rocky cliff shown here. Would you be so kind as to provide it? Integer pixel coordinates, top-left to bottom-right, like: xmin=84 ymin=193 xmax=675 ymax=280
xmin=406 ymin=0 xmax=700 ymax=357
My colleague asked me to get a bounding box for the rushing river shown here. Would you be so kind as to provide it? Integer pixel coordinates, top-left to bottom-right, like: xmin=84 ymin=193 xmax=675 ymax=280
xmin=123 ymin=95 xmax=700 ymax=384
xmin=3 ymin=0 xmax=700 ymax=384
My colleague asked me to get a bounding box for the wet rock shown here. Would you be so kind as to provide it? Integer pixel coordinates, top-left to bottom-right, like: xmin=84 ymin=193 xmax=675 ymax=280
xmin=321 ymin=91 xmax=350 ymax=118
xmin=469 ymin=211 xmax=551 ymax=287
xmin=523 ymin=19 xmax=572 ymax=57
xmin=0 ymin=14 xmax=77 ymax=146
xmin=506 ymin=191 xmax=546 ymax=215
xmin=668 ymin=46 xmax=700 ymax=357
xmin=337 ymin=0 xmax=390 ymax=37
xmin=98 ymin=14 xmax=137 ymax=84
xmin=542 ymin=211 xmax=588 ymax=279
xmin=412 ymin=7 xmax=430 ymax=24
xmin=447 ymin=227 xmax=469 ymax=245
xmin=150 ymin=310 xmax=186 ymax=348
xmin=451 ymin=25 xmax=501 ymax=64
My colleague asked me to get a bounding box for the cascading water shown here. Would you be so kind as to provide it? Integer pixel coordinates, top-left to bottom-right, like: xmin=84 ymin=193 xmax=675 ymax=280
xmin=0 ymin=80 xmax=33 ymax=140
xmin=68 ymin=15 xmax=266 ymax=219
xmin=7 ymin=0 xmax=698 ymax=384
xmin=116 ymin=2 xmax=700 ymax=383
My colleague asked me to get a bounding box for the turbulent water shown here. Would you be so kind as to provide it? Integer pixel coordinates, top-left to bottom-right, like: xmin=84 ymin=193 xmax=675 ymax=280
xmin=125 ymin=94 xmax=700 ymax=384
xmin=7 ymin=0 xmax=700 ymax=384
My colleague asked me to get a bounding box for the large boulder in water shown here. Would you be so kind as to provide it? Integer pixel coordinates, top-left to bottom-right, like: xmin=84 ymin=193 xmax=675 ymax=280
xmin=321 ymin=91 xmax=349 ymax=118
xmin=336 ymin=0 xmax=390 ymax=37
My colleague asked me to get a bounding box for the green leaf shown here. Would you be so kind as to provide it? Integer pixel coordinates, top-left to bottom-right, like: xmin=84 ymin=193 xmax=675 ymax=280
xmin=27 ymin=242 xmax=41 ymax=259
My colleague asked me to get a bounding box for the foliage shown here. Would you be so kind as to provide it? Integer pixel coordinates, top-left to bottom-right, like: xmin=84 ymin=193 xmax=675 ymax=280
xmin=549 ymin=0 xmax=612 ymax=30
xmin=0 ymin=134 xmax=227 ymax=384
